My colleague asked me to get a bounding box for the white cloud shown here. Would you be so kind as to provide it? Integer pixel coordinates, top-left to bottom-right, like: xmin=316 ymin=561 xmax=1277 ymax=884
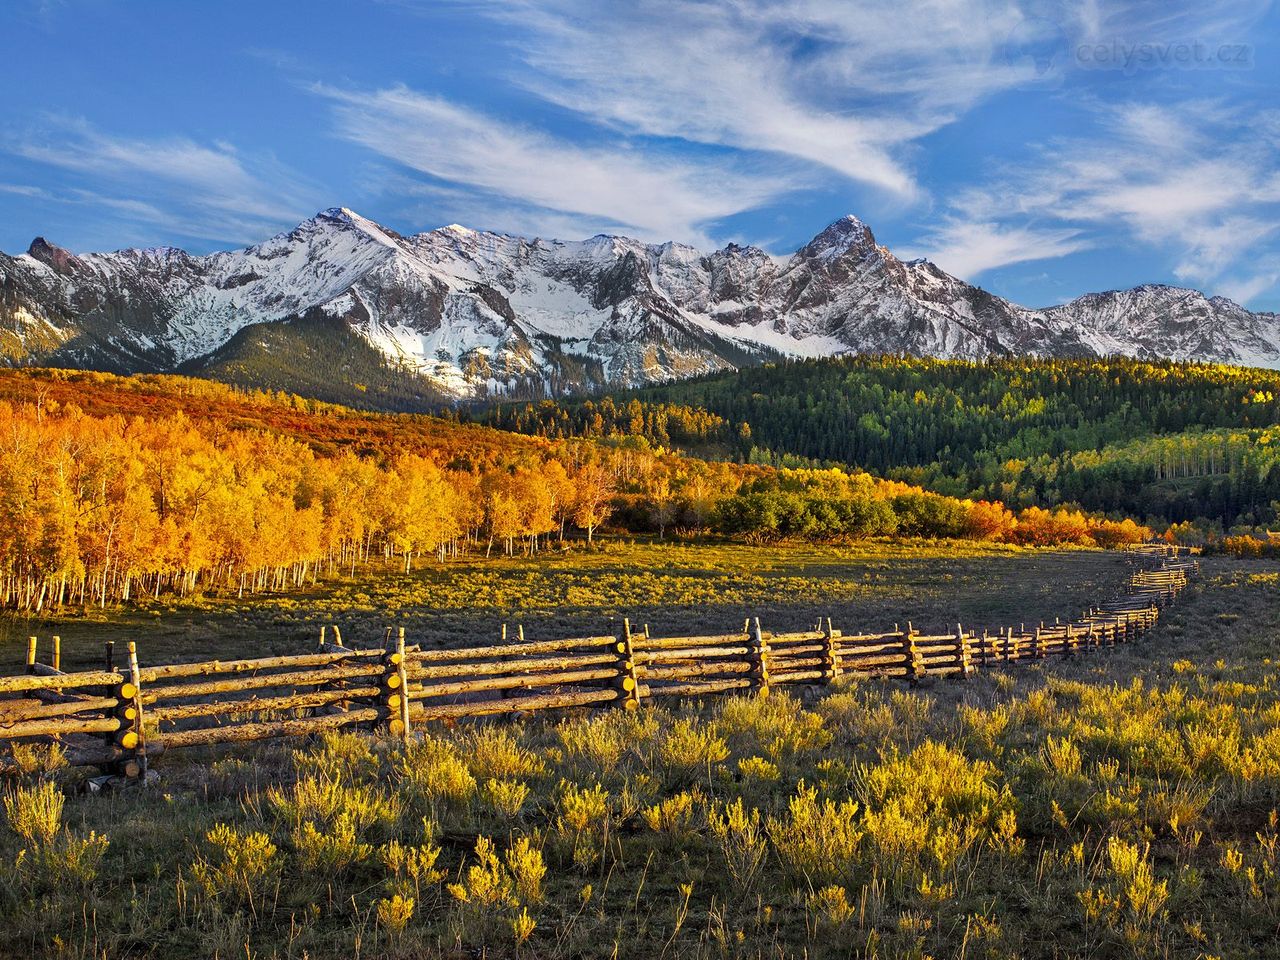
xmin=452 ymin=0 xmax=1041 ymax=199
xmin=317 ymin=0 xmax=1084 ymax=246
xmin=5 ymin=0 xmax=1274 ymax=286
xmin=901 ymin=220 xmax=1090 ymax=277
xmin=1219 ymin=260 xmax=1280 ymax=305
xmin=0 ymin=182 xmax=52 ymax=199
xmin=364 ymin=171 xmax=645 ymax=242
xmin=443 ymin=0 xmax=1270 ymax=191
xmin=317 ymin=83 xmax=803 ymax=246
xmin=5 ymin=117 xmax=320 ymax=246
xmin=920 ymin=98 xmax=1280 ymax=303
xmin=359 ymin=0 xmax=1275 ymax=291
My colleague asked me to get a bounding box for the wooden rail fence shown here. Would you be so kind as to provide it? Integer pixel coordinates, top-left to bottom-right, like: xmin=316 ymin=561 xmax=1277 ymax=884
xmin=0 ymin=546 xmax=1198 ymax=778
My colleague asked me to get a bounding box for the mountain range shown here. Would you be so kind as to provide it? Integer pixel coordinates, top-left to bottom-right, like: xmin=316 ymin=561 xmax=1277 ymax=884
xmin=3 ymin=207 xmax=1278 ymax=404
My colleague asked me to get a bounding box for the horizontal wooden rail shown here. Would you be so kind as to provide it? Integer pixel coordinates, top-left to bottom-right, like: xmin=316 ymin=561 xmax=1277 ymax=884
xmin=408 ymin=635 xmax=615 ymax=662
xmin=0 ymin=670 xmax=124 ymax=695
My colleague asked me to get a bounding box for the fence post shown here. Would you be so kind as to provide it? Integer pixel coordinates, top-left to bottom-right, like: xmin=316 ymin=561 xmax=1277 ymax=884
xmin=319 ymin=625 xmax=347 ymax=651
xmin=381 ymin=629 xmax=408 ymax=740
xmin=115 ymin=641 xmax=147 ymax=780
xmin=396 ymin=628 xmax=411 ymax=740
xmin=318 ymin=625 xmax=353 ymax=715
xmin=52 ymin=636 xmax=61 ymax=672
xmin=26 ymin=637 xmax=36 ymax=673
xmin=1064 ymin=622 xmax=1076 ymax=657
xmin=499 ymin=624 xmax=515 ymax=700
xmin=902 ymin=622 xmax=925 ymax=682
xmin=955 ymin=623 xmax=973 ymax=677
xmin=613 ymin=619 xmax=641 ymax=709
xmin=749 ymin=617 xmax=771 ymax=696
xmin=1033 ymin=625 xmax=1046 ymax=659
xmin=821 ymin=617 xmax=840 ymax=683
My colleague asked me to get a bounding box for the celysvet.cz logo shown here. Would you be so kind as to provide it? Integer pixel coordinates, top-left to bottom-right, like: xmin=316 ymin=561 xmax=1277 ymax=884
xmin=1076 ymin=38 xmax=1253 ymax=72
xmin=1002 ymin=14 xmax=1255 ymax=77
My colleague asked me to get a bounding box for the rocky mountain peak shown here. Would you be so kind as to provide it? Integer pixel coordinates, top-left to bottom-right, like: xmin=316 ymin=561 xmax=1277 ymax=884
xmin=2 ymin=208 xmax=1277 ymax=401
xmin=798 ymin=215 xmax=879 ymax=260
xmin=304 ymin=207 xmax=403 ymax=245
xmin=25 ymin=237 xmax=81 ymax=272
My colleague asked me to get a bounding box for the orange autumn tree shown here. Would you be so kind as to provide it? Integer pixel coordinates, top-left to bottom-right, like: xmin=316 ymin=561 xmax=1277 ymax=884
xmin=0 ymin=378 xmax=1161 ymax=613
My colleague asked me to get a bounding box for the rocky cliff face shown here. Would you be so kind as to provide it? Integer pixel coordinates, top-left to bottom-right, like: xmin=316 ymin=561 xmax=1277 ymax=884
xmin=2 ymin=207 xmax=1277 ymax=397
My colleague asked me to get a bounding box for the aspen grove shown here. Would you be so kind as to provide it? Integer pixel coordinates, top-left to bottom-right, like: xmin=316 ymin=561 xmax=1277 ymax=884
xmin=0 ymin=375 xmax=1153 ymax=613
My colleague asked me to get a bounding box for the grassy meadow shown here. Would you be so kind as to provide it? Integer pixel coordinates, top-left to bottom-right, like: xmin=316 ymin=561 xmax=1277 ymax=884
xmin=1 ymin=540 xmax=1121 ymax=673
xmin=2 ymin=547 xmax=1279 ymax=958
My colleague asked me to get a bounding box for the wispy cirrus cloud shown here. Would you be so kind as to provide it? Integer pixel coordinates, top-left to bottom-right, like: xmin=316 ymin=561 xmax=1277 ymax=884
xmin=357 ymin=0 xmax=1274 ymax=284
xmin=321 ymin=0 xmax=1067 ymax=245
xmin=436 ymin=0 xmax=1270 ymax=189
xmin=3 ymin=0 xmax=1275 ymax=310
xmin=912 ymin=99 xmax=1280 ymax=303
xmin=4 ymin=116 xmax=319 ymax=246
xmin=434 ymin=0 xmax=1045 ymax=200
xmin=900 ymin=220 xmax=1091 ymax=278
xmin=317 ymin=83 xmax=804 ymax=246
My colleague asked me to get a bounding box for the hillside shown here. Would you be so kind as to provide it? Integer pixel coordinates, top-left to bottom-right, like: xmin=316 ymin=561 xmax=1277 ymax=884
xmin=477 ymin=355 xmax=1280 ymax=530
xmin=0 ymin=367 xmax=1154 ymax=614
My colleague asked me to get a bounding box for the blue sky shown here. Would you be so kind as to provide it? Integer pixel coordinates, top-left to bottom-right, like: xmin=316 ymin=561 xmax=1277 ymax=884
xmin=2 ymin=1 xmax=1279 ymax=310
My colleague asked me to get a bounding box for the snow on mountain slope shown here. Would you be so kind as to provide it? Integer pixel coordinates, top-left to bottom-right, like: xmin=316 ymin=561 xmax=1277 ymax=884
xmin=1040 ymin=284 xmax=1280 ymax=368
xmin=1 ymin=207 xmax=1277 ymax=398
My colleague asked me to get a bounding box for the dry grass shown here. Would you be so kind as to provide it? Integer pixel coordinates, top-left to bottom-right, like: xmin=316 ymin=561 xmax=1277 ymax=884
xmin=1 ymin=540 xmax=1118 ymax=672
xmin=1 ymin=552 xmax=1277 ymax=958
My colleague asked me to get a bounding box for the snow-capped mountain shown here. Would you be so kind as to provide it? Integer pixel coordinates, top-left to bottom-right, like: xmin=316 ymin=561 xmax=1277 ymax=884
xmin=2 ymin=208 xmax=1278 ymax=400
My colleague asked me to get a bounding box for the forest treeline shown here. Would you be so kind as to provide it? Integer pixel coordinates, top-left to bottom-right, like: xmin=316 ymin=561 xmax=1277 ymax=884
xmin=0 ymin=370 xmax=1150 ymax=612
xmin=477 ymin=355 xmax=1280 ymax=530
